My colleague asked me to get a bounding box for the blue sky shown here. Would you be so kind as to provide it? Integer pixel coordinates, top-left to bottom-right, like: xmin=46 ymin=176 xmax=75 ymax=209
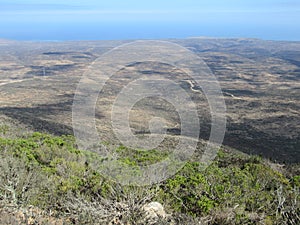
xmin=0 ymin=0 xmax=299 ymax=40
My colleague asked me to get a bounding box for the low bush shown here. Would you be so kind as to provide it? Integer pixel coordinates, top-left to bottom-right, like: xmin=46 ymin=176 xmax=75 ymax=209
xmin=0 ymin=130 xmax=299 ymax=224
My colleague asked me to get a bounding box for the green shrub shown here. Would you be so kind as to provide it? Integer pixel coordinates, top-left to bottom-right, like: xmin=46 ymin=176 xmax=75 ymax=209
xmin=0 ymin=132 xmax=299 ymax=224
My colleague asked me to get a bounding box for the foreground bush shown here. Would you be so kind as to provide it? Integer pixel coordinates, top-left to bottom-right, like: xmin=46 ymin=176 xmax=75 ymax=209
xmin=0 ymin=130 xmax=299 ymax=224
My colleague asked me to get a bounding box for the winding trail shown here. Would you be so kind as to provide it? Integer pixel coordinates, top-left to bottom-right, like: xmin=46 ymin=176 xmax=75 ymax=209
xmin=185 ymin=79 xmax=244 ymax=100
xmin=0 ymin=79 xmax=30 ymax=87
xmin=184 ymin=80 xmax=202 ymax=93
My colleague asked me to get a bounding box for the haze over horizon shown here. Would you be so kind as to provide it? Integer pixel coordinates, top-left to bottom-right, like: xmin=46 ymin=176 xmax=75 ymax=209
xmin=1 ymin=0 xmax=300 ymax=41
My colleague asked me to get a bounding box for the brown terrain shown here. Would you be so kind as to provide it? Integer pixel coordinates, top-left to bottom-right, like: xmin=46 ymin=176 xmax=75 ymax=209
xmin=0 ymin=38 xmax=299 ymax=163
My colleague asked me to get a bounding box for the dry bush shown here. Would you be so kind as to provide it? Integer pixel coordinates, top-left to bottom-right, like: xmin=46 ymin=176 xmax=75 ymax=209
xmin=63 ymin=184 xmax=157 ymax=224
xmin=0 ymin=151 xmax=41 ymax=206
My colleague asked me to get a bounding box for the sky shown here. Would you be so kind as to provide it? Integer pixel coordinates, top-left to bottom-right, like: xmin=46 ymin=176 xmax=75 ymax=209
xmin=0 ymin=0 xmax=299 ymax=41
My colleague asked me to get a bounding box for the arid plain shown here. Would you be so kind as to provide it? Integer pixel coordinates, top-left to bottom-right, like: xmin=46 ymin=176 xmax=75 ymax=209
xmin=0 ymin=38 xmax=299 ymax=163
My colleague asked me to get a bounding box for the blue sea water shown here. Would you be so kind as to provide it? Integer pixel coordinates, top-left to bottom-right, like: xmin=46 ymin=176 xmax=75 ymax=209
xmin=0 ymin=21 xmax=299 ymax=41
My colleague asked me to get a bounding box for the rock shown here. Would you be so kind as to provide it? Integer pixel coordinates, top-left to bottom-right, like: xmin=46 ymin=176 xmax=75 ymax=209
xmin=143 ymin=202 xmax=166 ymax=219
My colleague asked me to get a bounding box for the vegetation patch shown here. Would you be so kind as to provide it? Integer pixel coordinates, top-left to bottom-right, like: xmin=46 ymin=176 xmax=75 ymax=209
xmin=0 ymin=129 xmax=299 ymax=224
